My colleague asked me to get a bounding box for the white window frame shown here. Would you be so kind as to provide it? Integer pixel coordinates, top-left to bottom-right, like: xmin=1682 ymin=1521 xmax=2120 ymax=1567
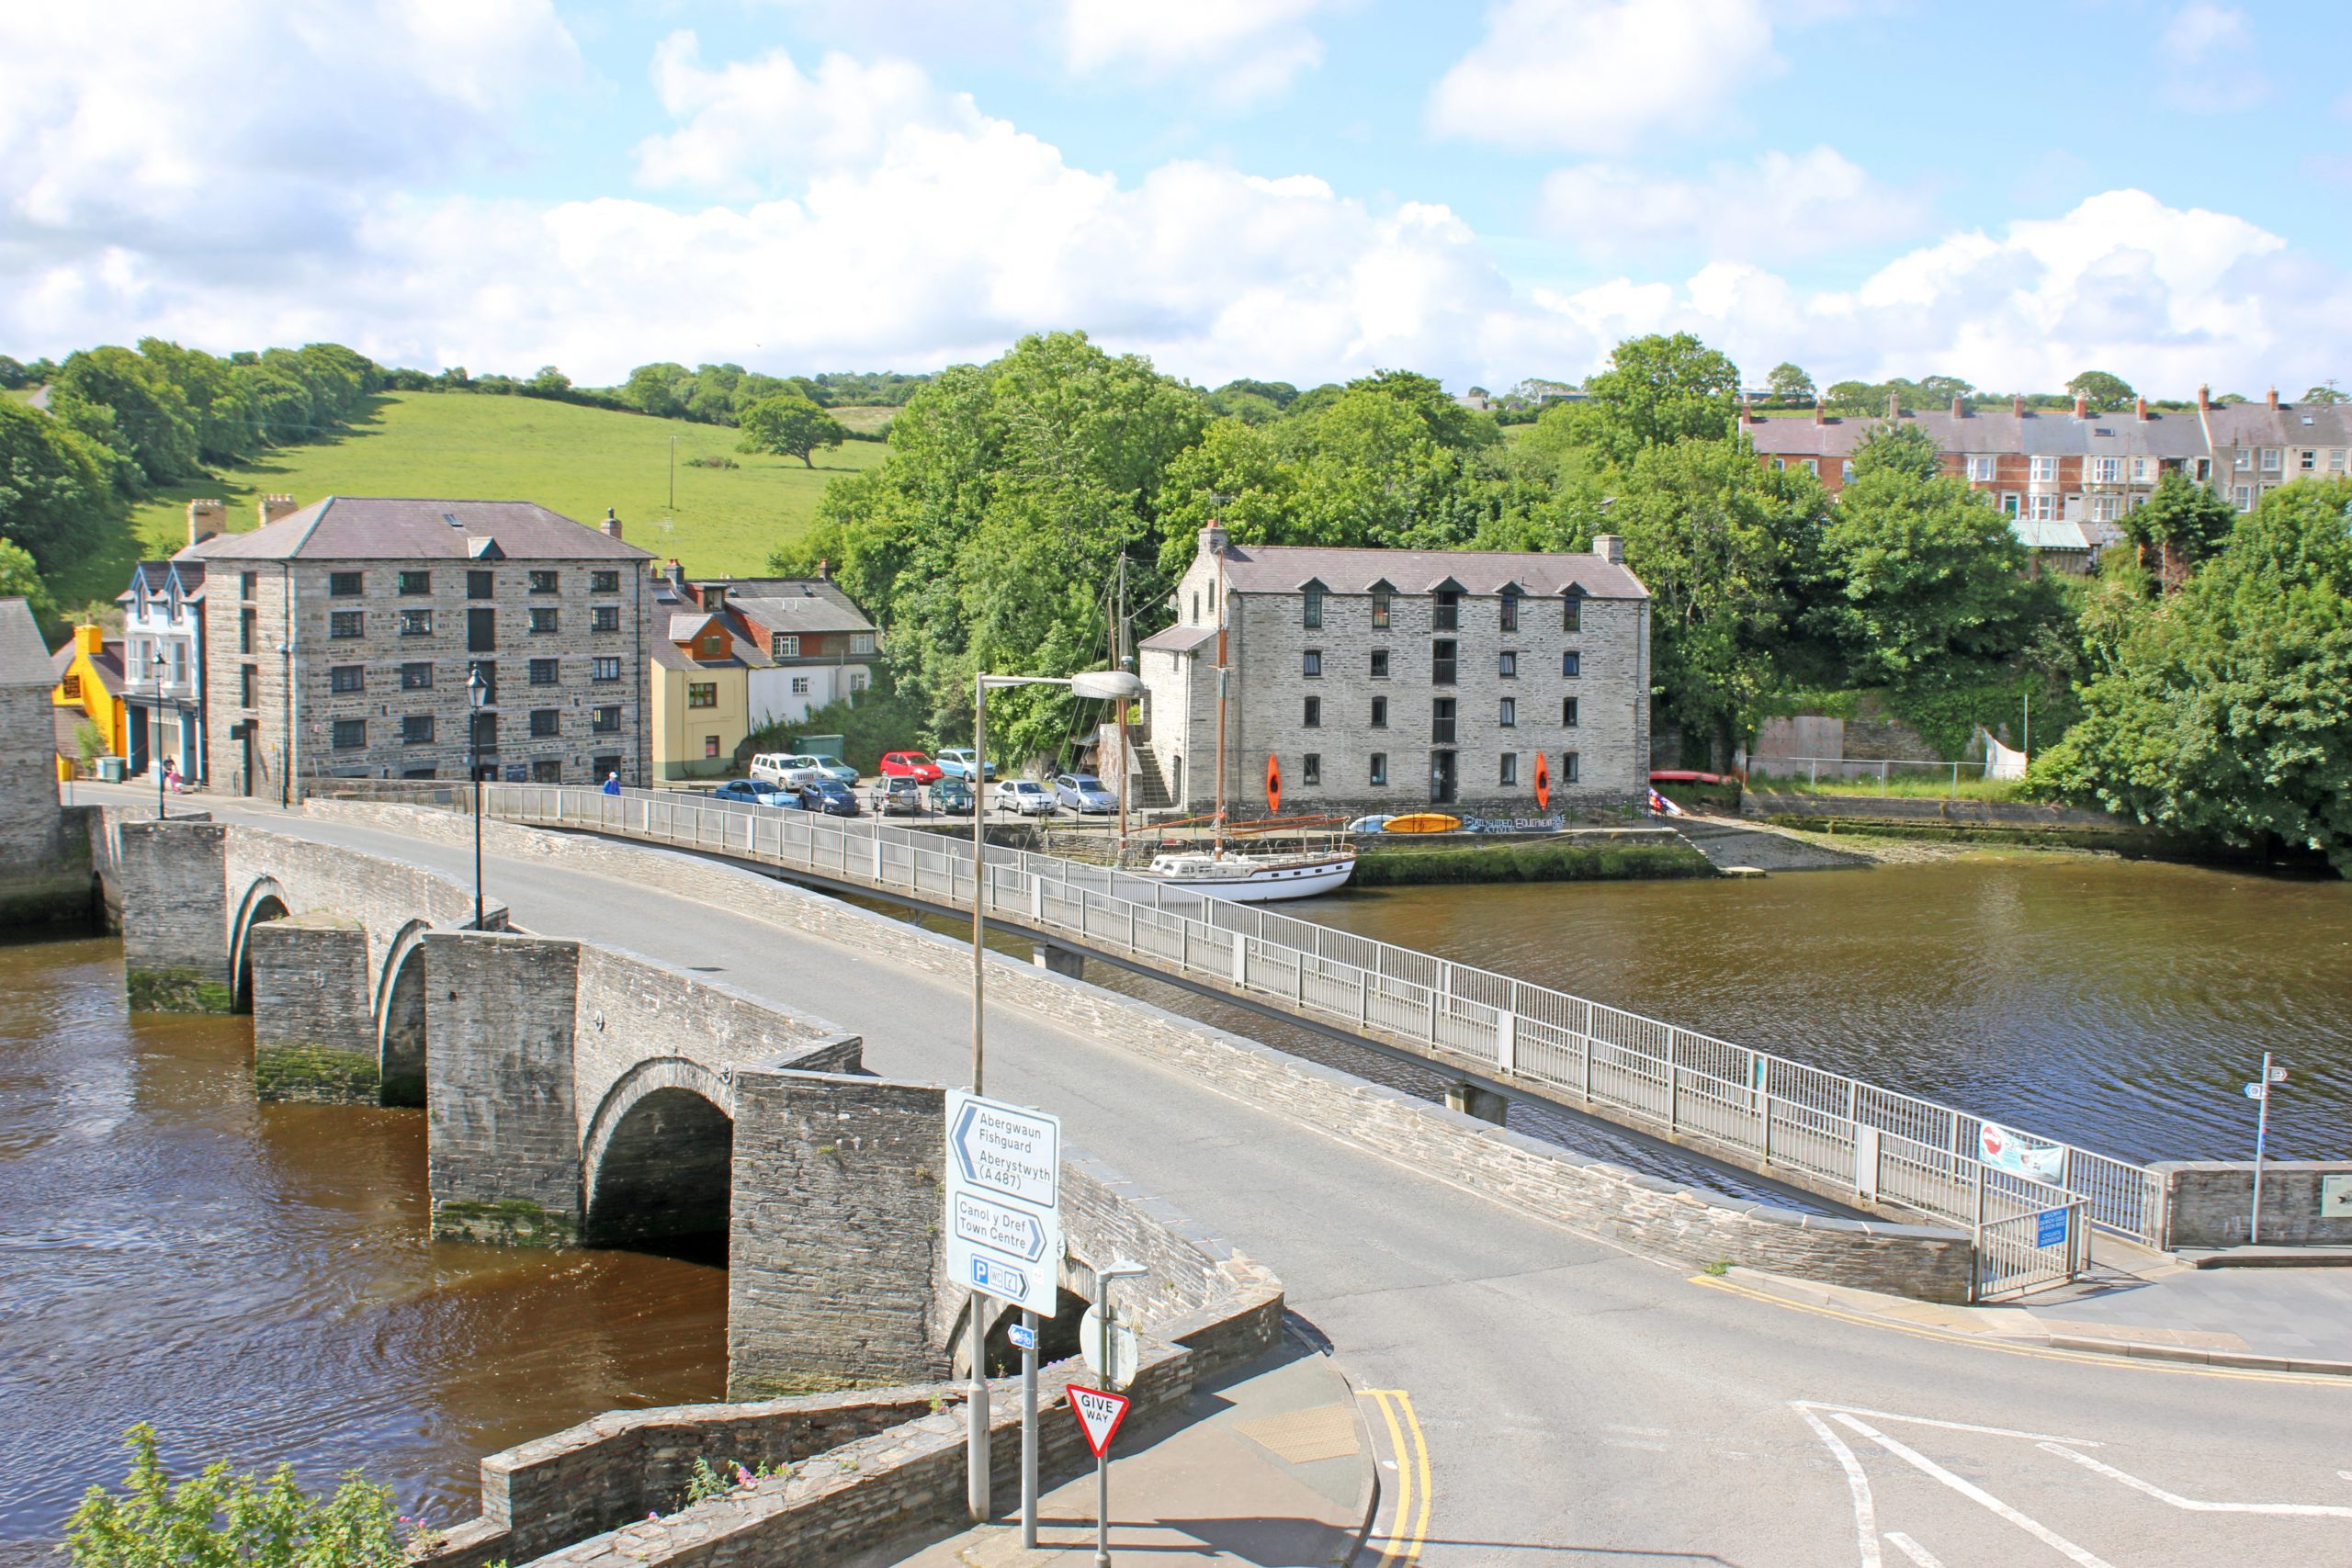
xmin=2260 ymin=447 xmax=2281 ymax=471
xmin=2233 ymin=485 xmax=2253 ymax=511
xmin=2086 ymin=457 xmax=2120 ymax=484
xmin=2030 ymin=456 xmax=2058 ymax=483
xmin=1965 ymin=455 xmax=1996 ymax=482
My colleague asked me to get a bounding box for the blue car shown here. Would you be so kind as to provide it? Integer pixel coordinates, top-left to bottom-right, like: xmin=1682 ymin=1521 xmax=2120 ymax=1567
xmin=797 ymin=778 xmax=860 ymax=817
xmin=711 ymin=778 xmax=796 ymax=807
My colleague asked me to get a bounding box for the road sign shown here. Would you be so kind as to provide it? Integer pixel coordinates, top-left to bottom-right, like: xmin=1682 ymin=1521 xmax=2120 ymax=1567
xmin=945 ymin=1090 xmax=1062 ymax=1314
xmin=1078 ymin=1306 xmax=1139 ymax=1390
xmin=2033 ymin=1207 xmax=2067 ymax=1248
xmin=1068 ymin=1385 xmax=1131 ymax=1458
xmin=1009 ymin=1321 xmax=1036 ymax=1352
xmin=2244 ymin=1082 xmax=2267 ymax=1100
xmin=2267 ymin=1065 xmax=2290 ymax=1083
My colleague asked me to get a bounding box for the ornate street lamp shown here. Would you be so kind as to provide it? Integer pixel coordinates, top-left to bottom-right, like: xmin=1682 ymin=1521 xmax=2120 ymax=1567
xmin=468 ymin=663 xmax=489 ymax=929
xmin=152 ymin=649 xmax=170 ymax=820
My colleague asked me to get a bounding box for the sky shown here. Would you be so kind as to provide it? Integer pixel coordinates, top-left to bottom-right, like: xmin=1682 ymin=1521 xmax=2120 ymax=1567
xmin=5 ymin=0 xmax=2348 ymax=398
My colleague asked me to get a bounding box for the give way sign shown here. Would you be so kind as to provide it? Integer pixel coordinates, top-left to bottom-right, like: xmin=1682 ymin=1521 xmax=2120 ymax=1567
xmin=1068 ymin=1384 xmax=1131 ymax=1458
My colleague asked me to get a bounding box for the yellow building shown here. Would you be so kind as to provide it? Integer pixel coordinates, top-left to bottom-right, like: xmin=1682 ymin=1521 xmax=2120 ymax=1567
xmin=650 ymin=604 xmax=755 ymax=781
xmin=51 ymin=623 xmax=128 ymax=780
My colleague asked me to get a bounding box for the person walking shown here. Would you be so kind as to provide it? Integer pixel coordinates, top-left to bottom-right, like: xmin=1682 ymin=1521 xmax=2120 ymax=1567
xmin=601 ymin=771 xmax=622 ymax=796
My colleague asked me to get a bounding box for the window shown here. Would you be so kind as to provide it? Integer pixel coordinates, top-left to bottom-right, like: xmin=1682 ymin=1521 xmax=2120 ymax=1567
xmin=2086 ymin=457 xmax=2121 ymax=484
xmin=849 ymin=633 xmax=876 ymax=655
xmin=468 ymin=570 xmax=495 ymax=599
xmin=529 ymin=658 xmax=560 ymax=686
xmin=1303 ymin=753 xmax=1321 ymax=785
xmin=329 ymin=664 xmax=363 ymax=694
xmin=2028 ymin=493 xmax=2060 ymax=522
xmin=528 ymin=570 xmax=559 ymax=594
xmin=1498 ymin=698 xmax=1516 ymax=728
xmin=2233 ymin=447 xmax=2253 ymax=470
xmin=330 ymin=611 xmax=363 ymax=639
xmin=1431 ymin=697 xmax=1456 ymax=743
xmin=2132 ymin=457 xmax=2154 ymax=482
xmin=240 ymin=665 xmax=256 ymax=707
xmin=532 ymin=760 xmax=562 ymax=783
xmin=774 ymin=634 xmax=799 ymax=658
xmin=594 ymin=705 xmax=621 ymax=733
xmin=1561 ymin=750 xmax=1578 ymax=784
xmin=329 ymin=571 xmax=362 ymax=597
xmin=593 ymin=753 xmax=621 ymax=779
xmin=60 ymin=672 xmax=79 ymax=699
xmin=1431 ymin=639 xmax=1456 ymax=685
xmin=592 ymin=657 xmax=621 ymax=682
xmin=592 ymin=605 xmax=620 ymax=633
xmin=1191 ymin=592 xmax=1200 ymax=623
xmin=1369 ymin=753 xmax=1387 ymax=786
xmin=471 ymin=712 xmax=498 ymax=748
xmin=1302 ymin=585 xmax=1323 ymax=628
xmin=401 ymin=767 xmax=438 ymax=780
xmin=1500 ymin=753 xmax=1518 ymax=786
xmin=1303 ymin=696 xmax=1321 ymax=728
xmin=401 ymin=715 xmax=434 ymax=745
xmin=401 ymin=662 xmax=433 ymax=690
xmin=2030 ymin=457 xmax=2058 ymax=482
xmin=331 ymin=718 xmax=366 ymax=750
xmin=2260 ymin=447 xmax=2282 ymax=472
xmin=591 ymin=570 xmax=620 ymax=593
xmin=687 ymin=682 xmax=717 ymax=709
xmin=791 ymin=676 xmax=810 ymax=694
xmin=1371 ymin=587 xmax=1392 ymax=628
xmin=1499 ymin=589 xmax=1519 ymax=632
xmin=2300 ymin=448 xmax=2318 ymax=472
xmin=849 ymin=671 xmax=868 ymax=692
xmin=2088 ymin=494 xmax=2122 ymax=522
xmin=1803 ymin=458 xmax=1819 ymax=477
xmin=1370 ymin=649 xmax=1390 ymax=679
xmin=399 ymin=609 xmax=433 ymax=637
xmin=1302 ymin=649 xmax=1322 ymax=677
xmin=1433 ymin=590 xmax=1459 ymax=631
xmin=1498 ymin=650 xmax=1518 ymax=678
xmin=1770 ymin=457 xmax=1786 ymax=471
xmin=398 ymin=570 xmax=431 ymax=595
xmin=468 ymin=608 xmax=494 ymax=651
xmin=529 ymin=708 xmax=560 ymax=738
xmin=1370 ymin=695 xmax=1388 ymax=728
xmin=240 ymin=571 xmax=256 ymax=601
xmin=1965 ymin=456 xmax=1996 ymax=482
xmin=528 ymin=607 xmax=559 ymax=634
xmin=1562 ymin=591 xmax=1582 ymax=632
xmin=1560 ymin=651 xmax=1580 ymax=678
xmin=2233 ymin=485 xmax=2254 ymax=511
xmin=1562 ymin=696 xmax=1578 ymax=728
xmin=704 ymin=735 xmax=721 ymax=760
xmin=2332 ymin=449 xmax=2348 ymax=473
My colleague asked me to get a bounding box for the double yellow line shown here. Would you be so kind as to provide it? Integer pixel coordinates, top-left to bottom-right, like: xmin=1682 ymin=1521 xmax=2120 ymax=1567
xmin=1365 ymin=1389 xmax=1431 ymax=1564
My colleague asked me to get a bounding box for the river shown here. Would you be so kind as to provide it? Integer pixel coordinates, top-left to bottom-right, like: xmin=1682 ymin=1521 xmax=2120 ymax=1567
xmin=3 ymin=852 xmax=2345 ymax=1550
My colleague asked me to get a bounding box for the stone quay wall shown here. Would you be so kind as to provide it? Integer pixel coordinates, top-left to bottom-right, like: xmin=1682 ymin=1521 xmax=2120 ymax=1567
xmin=2149 ymin=1160 xmax=2352 ymax=1249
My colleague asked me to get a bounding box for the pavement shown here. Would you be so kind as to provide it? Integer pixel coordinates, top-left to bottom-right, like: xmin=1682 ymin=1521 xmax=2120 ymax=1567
xmin=119 ymin=788 xmax=2352 ymax=1567
xmin=866 ymin=1337 xmax=1372 ymax=1568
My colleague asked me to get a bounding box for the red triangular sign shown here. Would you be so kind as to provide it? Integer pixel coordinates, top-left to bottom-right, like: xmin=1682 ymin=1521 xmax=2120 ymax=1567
xmin=1264 ymin=754 xmax=1283 ymax=815
xmin=1533 ymin=750 xmax=1552 ymax=812
xmin=1068 ymin=1384 xmax=1131 ymax=1457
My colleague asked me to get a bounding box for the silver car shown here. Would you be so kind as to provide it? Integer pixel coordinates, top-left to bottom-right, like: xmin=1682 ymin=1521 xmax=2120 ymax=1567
xmin=1053 ymin=773 xmax=1117 ymax=814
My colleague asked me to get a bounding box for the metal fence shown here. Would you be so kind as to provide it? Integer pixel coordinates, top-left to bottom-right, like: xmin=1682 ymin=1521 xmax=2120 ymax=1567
xmin=338 ymin=780 xmax=2144 ymax=1278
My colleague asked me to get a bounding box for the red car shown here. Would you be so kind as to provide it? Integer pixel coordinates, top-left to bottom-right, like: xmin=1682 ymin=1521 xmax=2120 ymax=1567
xmin=878 ymin=750 xmax=944 ymax=784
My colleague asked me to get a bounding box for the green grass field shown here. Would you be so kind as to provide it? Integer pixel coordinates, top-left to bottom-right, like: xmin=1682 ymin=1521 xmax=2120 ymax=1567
xmin=52 ymin=391 xmax=888 ymax=610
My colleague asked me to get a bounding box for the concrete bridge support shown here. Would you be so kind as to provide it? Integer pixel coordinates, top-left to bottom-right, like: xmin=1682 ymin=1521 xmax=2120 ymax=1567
xmin=1447 ymin=1079 xmax=1510 ymax=1125
xmin=250 ymin=911 xmax=379 ymax=1102
xmin=119 ymin=818 xmax=232 ymax=1012
xmin=425 ymin=931 xmax=585 ymax=1247
xmin=1032 ymin=942 xmax=1084 ymax=979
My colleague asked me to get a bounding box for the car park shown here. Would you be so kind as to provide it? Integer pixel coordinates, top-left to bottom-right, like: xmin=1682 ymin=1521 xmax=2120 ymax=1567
xmin=797 ymin=778 xmax=860 ymax=817
xmin=879 ymin=750 xmax=945 ymax=783
xmin=711 ymin=778 xmax=797 ymax=807
xmin=749 ymin=752 xmax=826 ymax=790
xmin=990 ymin=778 xmax=1056 ymax=817
xmin=870 ymin=775 xmax=923 ymax=817
xmin=935 ymin=747 xmax=996 ymax=782
xmin=928 ymin=775 xmax=975 ymax=815
xmin=1053 ymin=773 xmax=1117 ymax=814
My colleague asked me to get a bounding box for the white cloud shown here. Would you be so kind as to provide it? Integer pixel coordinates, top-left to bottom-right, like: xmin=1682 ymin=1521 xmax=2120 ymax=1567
xmin=1540 ymin=147 xmax=1929 ymax=261
xmin=1061 ymin=0 xmax=1333 ymax=105
xmin=1428 ymin=0 xmax=1780 ymax=153
xmin=634 ymin=32 xmax=978 ymax=196
xmin=2157 ymin=4 xmax=2267 ymax=113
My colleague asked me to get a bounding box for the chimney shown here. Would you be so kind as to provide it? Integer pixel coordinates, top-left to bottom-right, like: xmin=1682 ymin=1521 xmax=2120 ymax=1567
xmin=258 ymin=492 xmax=297 ymax=528
xmin=706 ymin=582 xmax=727 ymax=615
xmin=2013 ymin=393 xmax=2025 ymax=417
xmin=2135 ymin=396 xmax=2148 ymax=421
xmin=667 ymin=558 xmax=684 ymax=586
xmin=1200 ymin=522 xmax=1229 ymax=558
xmin=2267 ymin=387 xmax=2279 ymax=410
xmin=2074 ymin=394 xmax=2089 ymax=419
xmin=817 ymin=558 xmax=832 ymax=581
xmin=1738 ymin=396 xmax=1754 ymax=425
xmin=1886 ymin=389 xmax=1901 ymax=420
xmin=1951 ymin=395 xmax=1965 ymax=418
xmin=601 ymin=507 xmax=623 ymax=540
xmin=187 ymin=498 xmax=225 ymax=547
xmin=1592 ymin=533 xmax=1625 ymax=565
xmin=2198 ymin=383 xmax=2211 ymax=412
xmin=1812 ymin=400 xmax=1826 ymax=427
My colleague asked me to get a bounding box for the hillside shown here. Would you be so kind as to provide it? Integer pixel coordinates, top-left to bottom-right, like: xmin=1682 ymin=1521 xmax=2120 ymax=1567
xmin=53 ymin=391 xmax=888 ymax=609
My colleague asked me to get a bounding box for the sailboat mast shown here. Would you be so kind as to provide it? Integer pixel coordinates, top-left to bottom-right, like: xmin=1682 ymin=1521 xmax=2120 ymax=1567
xmin=1113 ymin=550 xmax=1128 ymax=860
xmin=1214 ymin=532 xmax=1227 ymax=857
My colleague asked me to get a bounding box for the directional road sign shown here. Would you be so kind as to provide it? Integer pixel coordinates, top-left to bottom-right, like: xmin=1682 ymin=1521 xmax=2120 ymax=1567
xmin=1008 ymin=1322 xmax=1037 ymax=1352
xmin=1068 ymin=1385 xmax=1131 ymax=1458
xmin=945 ymin=1090 xmax=1062 ymax=1314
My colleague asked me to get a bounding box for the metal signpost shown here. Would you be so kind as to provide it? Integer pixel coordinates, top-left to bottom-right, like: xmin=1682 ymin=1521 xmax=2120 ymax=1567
xmin=945 ymin=1090 xmax=1062 ymax=1529
xmin=2245 ymin=1053 xmax=2289 ymax=1244
xmin=1073 ymin=1260 xmax=1145 ymax=1567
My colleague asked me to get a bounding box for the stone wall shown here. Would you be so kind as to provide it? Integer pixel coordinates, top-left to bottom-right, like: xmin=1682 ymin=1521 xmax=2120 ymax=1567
xmin=2149 ymin=1160 xmax=2352 ymax=1249
xmin=119 ymin=818 xmax=232 ymax=1011
xmin=249 ymin=911 xmax=378 ymax=1101
xmin=0 ymin=679 xmax=89 ymax=928
xmin=426 ymin=932 xmax=587 ymax=1247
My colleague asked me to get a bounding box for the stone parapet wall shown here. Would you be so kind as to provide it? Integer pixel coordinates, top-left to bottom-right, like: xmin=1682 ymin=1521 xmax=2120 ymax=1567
xmin=2149 ymin=1160 xmax=2352 ymax=1249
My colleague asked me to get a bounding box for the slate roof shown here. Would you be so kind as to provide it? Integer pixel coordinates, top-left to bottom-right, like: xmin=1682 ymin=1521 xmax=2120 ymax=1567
xmin=51 ymin=638 xmax=124 ymax=695
xmin=2202 ymin=401 xmax=2352 ymax=447
xmin=1216 ymin=545 xmax=1647 ymax=600
xmin=1138 ymin=623 xmax=1219 ymax=654
xmin=723 ymin=581 xmax=878 ymax=637
xmin=0 ymin=599 xmax=51 ymax=688
xmin=182 ymin=497 xmax=653 ymax=562
xmin=119 ymin=559 xmax=208 ymax=604
xmin=1747 ymin=410 xmax=2210 ymax=461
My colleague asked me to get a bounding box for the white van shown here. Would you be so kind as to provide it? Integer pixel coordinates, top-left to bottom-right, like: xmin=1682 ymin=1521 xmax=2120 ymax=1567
xmin=750 ymin=752 xmax=825 ymax=790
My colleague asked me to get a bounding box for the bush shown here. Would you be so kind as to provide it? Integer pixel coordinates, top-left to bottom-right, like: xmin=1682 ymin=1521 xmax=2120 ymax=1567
xmin=741 ymin=675 xmax=928 ymax=774
xmin=64 ymin=1425 xmax=404 ymax=1568
xmin=683 ymin=455 xmax=738 ymax=469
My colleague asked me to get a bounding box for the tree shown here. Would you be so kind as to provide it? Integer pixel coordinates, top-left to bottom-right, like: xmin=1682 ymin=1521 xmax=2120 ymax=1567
xmin=736 ymin=394 xmax=849 ymax=468
xmin=65 ymin=1423 xmax=404 ymax=1568
xmin=1850 ymin=423 xmax=1940 ymax=481
xmin=2037 ymin=479 xmax=2352 ymax=869
xmin=52 ymin=345 xmax=200 ymax=483
xmin=0 ymin=400 xmax=117 ymax=572
xmin=2065 ymin=369 xmax=2135 ymax=412
xmin=1570 ymin=333 xmax=1741 ymax=466
xmin=2302 ymin=382 xmax=2346 ymax=404
xmin=2118 ymin=468 xmax=2235 ymax=589
xmin=0 ymin=537 xmax=57 ymax=622
xmin=1824 ymin=379 xmax=1883 ymax=416
xmin=530 ymin=365 xmax=571 ymax=393
xmin=1767 ymin=363 xmax=1815 ymax=403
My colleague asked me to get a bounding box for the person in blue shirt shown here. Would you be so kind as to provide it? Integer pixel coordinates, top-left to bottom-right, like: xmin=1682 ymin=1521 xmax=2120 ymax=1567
xmin=602 ymin=772 xmax=621 ymax=795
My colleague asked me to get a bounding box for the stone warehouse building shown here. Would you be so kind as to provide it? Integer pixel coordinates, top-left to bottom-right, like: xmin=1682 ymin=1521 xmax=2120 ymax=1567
xmin=180 ymin=498 xmax=656 ymax=797
xmin=1139 ymin=525 xmax=1651 ymax=820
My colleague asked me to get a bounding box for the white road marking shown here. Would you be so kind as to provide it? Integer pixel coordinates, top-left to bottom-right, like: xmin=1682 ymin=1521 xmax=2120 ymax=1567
xmin=1794 ymin=1404 xmax=1882 ymax=1568
xmin=1830 ymin=1415 xmax=2119 ymax=1568
xmin=2038 ymin=1441 xmax=2352 ymax=1517
xmin=1792 ymin=1400 xmax=2102 ymax=1448
xmin=1603 ymin=1424 xmax=1669 ymax=1436
xmin=1601 ymin=1439 xmax=1668 ymax=1452
xmin=1883 ymin=1532 xmax=1946 ymax=1568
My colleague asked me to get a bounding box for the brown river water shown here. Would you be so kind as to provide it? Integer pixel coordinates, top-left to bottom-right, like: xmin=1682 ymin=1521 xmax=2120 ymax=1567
xmin=1 ymin=853 xmax=2345 ymax=1547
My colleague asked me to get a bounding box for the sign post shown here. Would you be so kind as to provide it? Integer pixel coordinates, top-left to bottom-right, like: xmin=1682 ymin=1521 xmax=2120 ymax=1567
xmin=1077 ymin=1261 xmax=1148 ymax=1566
xmin=2246 ymin=1053 xmax=2289 ymax=1244
xmin=945 ymin=1091 xmax=1063 ymax=1531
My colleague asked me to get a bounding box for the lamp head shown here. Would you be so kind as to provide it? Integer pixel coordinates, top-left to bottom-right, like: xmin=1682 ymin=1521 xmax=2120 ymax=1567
xmin=467 ymin=666 xmax=488 ymax=709
xmin=1068 ymin=670 xmax=1145 ymax=702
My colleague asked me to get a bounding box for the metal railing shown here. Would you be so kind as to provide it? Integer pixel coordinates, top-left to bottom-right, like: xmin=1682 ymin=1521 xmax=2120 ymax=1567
xmin=343 ymin=781 xmax=2144 ymax=1269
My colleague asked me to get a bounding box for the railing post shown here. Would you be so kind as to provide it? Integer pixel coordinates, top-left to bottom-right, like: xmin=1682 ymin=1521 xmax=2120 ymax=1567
xmin=1231 ymin=936 xmax=1247 ymax=988
xmin=1668 ymin=1064 xmax=1679 ymax=1135
xmin=1030 ymin=878 xmax=1044 ymax=922
xmin=1359 ymin=969 xmax=1372 ymax=1029
xmin=1497 ymin=1010 xmax=1516 ymax=1074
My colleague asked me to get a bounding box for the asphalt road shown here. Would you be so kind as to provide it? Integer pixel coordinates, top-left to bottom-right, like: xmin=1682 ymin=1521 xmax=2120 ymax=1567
xmin=190 ymin=798 xmax=2352 ymax=1567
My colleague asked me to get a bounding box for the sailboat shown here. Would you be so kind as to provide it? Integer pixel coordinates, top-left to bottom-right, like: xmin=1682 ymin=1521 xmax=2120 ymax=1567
xmin=1126 ymin=529 xmax=1355 ymax=903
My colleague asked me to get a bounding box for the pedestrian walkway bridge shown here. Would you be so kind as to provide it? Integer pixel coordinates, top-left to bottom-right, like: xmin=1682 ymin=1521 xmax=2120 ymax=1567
xmin=349 ymin=782 xmax=2154 ymax=1300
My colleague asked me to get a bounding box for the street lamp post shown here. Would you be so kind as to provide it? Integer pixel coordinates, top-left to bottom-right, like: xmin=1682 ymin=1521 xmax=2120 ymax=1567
xmin=467 ymin=663 xmax=489 ymax=929
xmin=965 ymin=665 xmax=1145 ymax=1532
xmin=151 ymin=649 xmax=169 ymax=820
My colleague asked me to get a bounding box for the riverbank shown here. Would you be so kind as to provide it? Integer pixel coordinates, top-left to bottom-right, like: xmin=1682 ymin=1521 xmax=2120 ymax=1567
xmin=1351 ymin=830 xmax=1713 ymax=885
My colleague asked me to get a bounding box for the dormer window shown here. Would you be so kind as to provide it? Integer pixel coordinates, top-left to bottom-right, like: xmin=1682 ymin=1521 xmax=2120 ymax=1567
xmin=1432 ymin=585 xmax=1461 ymax=632
xmin=1371 ymin=583 xmax=1393 ymax=628
xmin=1302 ymin=581 xmax=1325 ymax=630
xmin=1499 ymin=585 xmax=1521 ymax=633
xmin=1562 ymin=587 xmax=1585 ymax=633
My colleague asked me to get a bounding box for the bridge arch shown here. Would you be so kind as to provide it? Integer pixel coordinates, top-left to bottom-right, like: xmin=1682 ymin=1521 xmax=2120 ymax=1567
xmin=582 ymin=1059 xmax=736 ymax=1251
xmin=374 ymin=920 xmax=432 ymax=1107
xmin=228 ymin=876 xmax=291 ymax=1014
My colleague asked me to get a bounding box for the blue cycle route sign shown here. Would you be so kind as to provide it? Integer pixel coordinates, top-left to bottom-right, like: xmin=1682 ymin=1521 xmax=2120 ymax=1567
xmin=2034 ymin=1207 xmax=2068 ymax=1249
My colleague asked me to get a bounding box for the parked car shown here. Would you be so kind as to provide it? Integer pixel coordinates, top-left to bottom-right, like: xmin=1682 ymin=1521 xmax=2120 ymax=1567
xmin=1053 ymin=773 xmax=1117 ymax=814
xmin=869 ymin=775 xmax=923 ymax=817
xmin=927 ymin=775 xmax=975 ymax=815
xmin=749 ymin=751 xmax=826 ymax=790
xmin=935 ymin=747 xmax=996 ymax=782
xmin=803 ymin=753 xmax=859 ymax=785
xmin=879 ymin=750 xmax=944 ymax=783
xmin=711 ymin=778 xmax=797 ymax=807
xmin=797 ymin=778 xmax=860 ymax=817
xmin=990 ymin=778 xmax=1056 ymax=817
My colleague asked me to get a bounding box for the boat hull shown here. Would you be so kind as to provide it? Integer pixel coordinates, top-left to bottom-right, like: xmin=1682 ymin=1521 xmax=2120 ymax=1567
xmin=1141 ymin=855 xmax=1356 ymax=902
